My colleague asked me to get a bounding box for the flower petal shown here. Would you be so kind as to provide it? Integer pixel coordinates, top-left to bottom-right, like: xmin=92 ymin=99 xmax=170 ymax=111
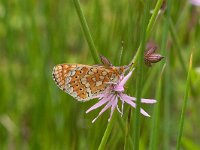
xmin=140 ymin=98 xmax=157 ymax=104
xmin=120 ymin=93 xmax=156 ymax=104
xmin=116 ymin=105 xmax=122 ymax=116
xmin=92 ymin=95 xmax=116 ymax=123
xmin=114 ymin=86 xmax=124 ymax=92
xmin=115 ymin=70 xmax=133 ymax=91
xmin=190 ymin=0 xmax=200 ymax=6
xmin=93 ymin=94 xmax=104 ymax=99
xmin=119 ymin=94 xmax=150 ymax=117
xmin=117 ymin=94 xmax=124 ymax=116
xmin=108 ymin=95 xmax=118 ymax=122
xmin=86 ymin=94 xmax=111 ymax=113
xmin=119 ymin=93 xmax=136 ymax=101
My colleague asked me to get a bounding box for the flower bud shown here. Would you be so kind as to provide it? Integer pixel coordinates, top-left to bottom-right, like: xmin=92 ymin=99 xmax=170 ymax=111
xmin=144 ymin=42 xmax=164 ymax=66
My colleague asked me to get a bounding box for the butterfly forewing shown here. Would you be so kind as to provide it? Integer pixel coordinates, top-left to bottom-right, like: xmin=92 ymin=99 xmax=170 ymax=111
xmin=52 ymin=64 xmax=121 ymax=101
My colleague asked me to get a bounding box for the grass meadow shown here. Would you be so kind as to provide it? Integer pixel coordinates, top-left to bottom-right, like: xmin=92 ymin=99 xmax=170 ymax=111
xmin=0 ymin=0 xmax=200 ymax=149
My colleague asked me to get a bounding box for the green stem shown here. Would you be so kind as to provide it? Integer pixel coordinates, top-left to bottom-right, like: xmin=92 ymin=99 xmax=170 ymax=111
xmin=124 ymin=108 xmax=132 ymax=150
xmin=176 ymin=53 xmax=193 ymax=150
xmin=97 ymin=0 xmax=163 ymax=149
xmin=169 ymin=18 xmax=187 ymax=73
xmin=98 ymin=111 xmax=116 ymax=150
xmin=133 ymin=0 xmax=150 ymax=149
xmin=130 ymin=0 xmax=164 ymax=71
xmin=73 ymin=0 xmax=100 ymax=63
xmin=149 ymin=64 xmax=166 ymax=150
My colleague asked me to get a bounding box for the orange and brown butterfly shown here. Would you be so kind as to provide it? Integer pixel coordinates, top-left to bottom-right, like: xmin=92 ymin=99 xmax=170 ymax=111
xmin=52 ymin=55 xmax=130 ymax=101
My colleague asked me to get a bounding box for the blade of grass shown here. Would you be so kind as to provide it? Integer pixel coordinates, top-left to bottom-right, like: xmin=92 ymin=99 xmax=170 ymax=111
xmin=149 ymin=64 xmax=166 ymax=150
xmin=73 ymin=0 xmax=100 ymax=63
xmin=169 ymin=18 xmax=187 ymax=74
xmin=98 ymin=111 xmax=116 ymax=150
xmin=124 ymin=0 xmax=163 ymax=149
xmin=97 ymin=37 xmax=126 ymax=149
xmin=130 ymin=0 xmax=164 ymax=70
xmin=169 ymin=10 xmax=196 ymax=109
xmin=163 ymin=1 xmax=172 ymax=148
xmin=87 ymin=0 xmax=163 ymax=148
xmin=163 ymin=50 xmax=170 ymax=150
xmin=124 ymin=108 xmax=132 ymax=150
xmin=176 ymin=53 xmax=193 ymax=150
xmin=133 ymin=0 xmax=150 ymax=149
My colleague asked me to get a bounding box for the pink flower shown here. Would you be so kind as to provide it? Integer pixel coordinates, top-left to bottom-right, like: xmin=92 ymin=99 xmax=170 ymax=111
xmin=86 ymin=70 xmax=156 ymax=123
xmin=190 ymin=0 xmax=200 ymax=6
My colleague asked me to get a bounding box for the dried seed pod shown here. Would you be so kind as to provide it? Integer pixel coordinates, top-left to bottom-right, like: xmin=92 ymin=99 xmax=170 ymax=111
xmin=144 ymin=42 xmax=164 ymax=67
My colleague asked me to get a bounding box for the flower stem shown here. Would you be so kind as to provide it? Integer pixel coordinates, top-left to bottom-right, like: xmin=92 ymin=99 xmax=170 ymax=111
xmin=149 ymin=64 xmax=166 ymax=150
xmin=98 ymin=111 xmax=116 ymax=150
xmin=73 ymin=0 xmax=100 ymax=64
xmin=169 ymin=18 xmax=187 ymax=74
xmin=124 ymin=108 xmax=132 ymax=150
xmin=176 ymin=53 xmax=193 ymax=150
xmin=130 ymin=0 xmax=164 ymax=71
xmin=133 ymin=0 xmax=150 ymax=149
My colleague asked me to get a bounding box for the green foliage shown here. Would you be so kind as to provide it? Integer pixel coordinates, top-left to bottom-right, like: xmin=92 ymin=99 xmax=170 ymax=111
xmin=0 ymin=0 xmax=200 ymax=149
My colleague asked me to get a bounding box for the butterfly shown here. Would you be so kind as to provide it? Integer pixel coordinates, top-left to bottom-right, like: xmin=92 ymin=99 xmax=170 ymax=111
xmin=52 ymin=55 xmax=130 ymax=101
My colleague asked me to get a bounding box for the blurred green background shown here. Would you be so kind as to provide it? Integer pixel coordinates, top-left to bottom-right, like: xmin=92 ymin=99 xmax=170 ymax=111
xmin=0 ymin=0 xmax=200 ymax=149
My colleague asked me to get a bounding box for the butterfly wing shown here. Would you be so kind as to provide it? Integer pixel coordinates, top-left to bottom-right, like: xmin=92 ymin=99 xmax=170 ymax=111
xmin=52 ymin=64 xmax=120 ymax=101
